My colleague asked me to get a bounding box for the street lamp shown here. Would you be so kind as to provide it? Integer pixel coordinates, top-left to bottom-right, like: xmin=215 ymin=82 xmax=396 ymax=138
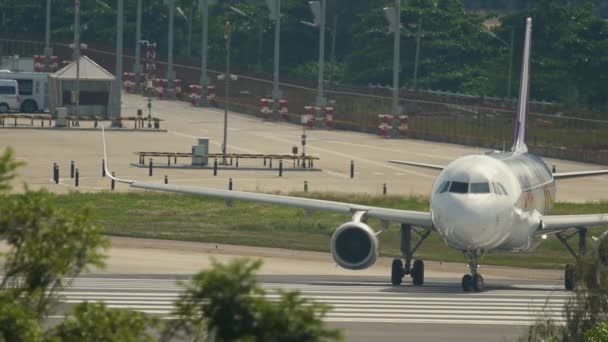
xmin=163 ymin=0 xmax=176 ymax=97
xmin=306 ymin=0 xmax=326 ymax=108
xmin=222 ymin=21 xmax=232 ymax=164
xmin=133 ymin=0 xmax=143 ymax=89
xmin=111 ymin=0 xmax=124 ymax=127
xmin=266 ymin=0 xmax=282 ymax=112
xmin=44 ymin=0 xmax=52 ymax=62
xmin=383 ymin=2 xmax=401 ymax=116
xmin=483 ymin=26 xmax=514 ymax=98
xmin=198 ymin=0 xmax=210 ymax=89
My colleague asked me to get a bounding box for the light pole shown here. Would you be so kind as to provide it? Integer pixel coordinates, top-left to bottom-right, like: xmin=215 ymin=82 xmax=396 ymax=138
xmin=198 ymin=0 xmax=209 ymax=89
xmin=111 ymin=0 xmax=124 ymax=127
xmin=413 ymin=18 xmax=422 ymax=90
xmin=164 ymin=0 xmax=176 ymax=96
xmin=44 ymin=0 xmax=52 ymax=62
xmin=267 ymin=0 xmax=282 ymax=113
xmin=222 ymin=21 xmax=232 ymax=164
xmin=133 ymin=0 xmax=143 ymax=87
xmin=383 ymin=1 xmax=401 ymax=116
xmin=483 ymin=26 xmax=514 ymax=98
xmin=72 ymin=0 xmax=80 ymax=60
xmin=314 ymin=0 xmax=326 ymax=108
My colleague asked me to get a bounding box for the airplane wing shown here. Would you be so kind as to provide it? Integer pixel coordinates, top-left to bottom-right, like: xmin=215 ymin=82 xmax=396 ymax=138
xmin=536 ymin=214 xmax=608 ymax=235
xmin=388 ymin=160 xmax=445 ymax=171
xmin=553 ymin=169 xmax=608 ymax=180
xmin=128 ymin=181 xmax=434 ymax=228
xmin=102 ymin=129 xmax=433 ymax=229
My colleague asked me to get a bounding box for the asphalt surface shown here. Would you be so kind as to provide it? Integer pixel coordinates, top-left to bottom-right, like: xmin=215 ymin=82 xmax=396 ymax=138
xmin=50 ymin=274 xmax=568 ymax=342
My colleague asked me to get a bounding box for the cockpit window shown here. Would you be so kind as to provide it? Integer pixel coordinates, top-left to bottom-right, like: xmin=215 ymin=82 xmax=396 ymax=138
xmin=492 ymin=182 xmax=502 ymax=195
xmin=438 ymin=181 xmax=451 ymax=193
xmin=470 ymin=183 xmax=490 ymax=194
xmin=497 ymin=183 xmax=508 ymax=195
xmin=449 ymin=182 xmax=468 ymax=194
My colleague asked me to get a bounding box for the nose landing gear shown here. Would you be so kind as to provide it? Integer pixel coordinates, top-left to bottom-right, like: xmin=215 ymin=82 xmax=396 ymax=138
xmin=462 ymin=251 xmax=484 ymax=292
xmin=391 ymin=224 xmax=431 ymax=286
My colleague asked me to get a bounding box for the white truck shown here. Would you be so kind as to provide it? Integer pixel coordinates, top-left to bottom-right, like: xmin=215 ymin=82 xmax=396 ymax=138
xmin=0 ymin=79 xmax=20 ymax=113
xmin=0 ymin=71 xmax=49 ymax=113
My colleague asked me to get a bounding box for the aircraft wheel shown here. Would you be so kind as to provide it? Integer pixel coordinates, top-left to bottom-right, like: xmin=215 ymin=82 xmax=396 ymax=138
xmin=461 ymin=274 xmax=473 ymax=292
xmin=565 ymin=264 xmax=576 ymax=291
xmin=472 ymin=274 xmax=484 ymax=292
xmin=391 ymin=259 xmax=404 ymax=286
xmin=412 ymin=259 xmax=424 ymax=286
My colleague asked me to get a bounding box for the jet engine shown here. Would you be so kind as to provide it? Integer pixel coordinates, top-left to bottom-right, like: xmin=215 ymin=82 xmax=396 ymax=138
xmin=331 ymin=221 xmax=379 ymax=270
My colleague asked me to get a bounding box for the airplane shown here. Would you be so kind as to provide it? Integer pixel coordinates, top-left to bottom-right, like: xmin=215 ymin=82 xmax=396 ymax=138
xmin=103 ymin=17 xmax=608 ymax=292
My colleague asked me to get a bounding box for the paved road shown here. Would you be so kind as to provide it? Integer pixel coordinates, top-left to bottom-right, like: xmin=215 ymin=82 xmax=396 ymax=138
xmin=54 ymin=274 xmax=568 ymax=341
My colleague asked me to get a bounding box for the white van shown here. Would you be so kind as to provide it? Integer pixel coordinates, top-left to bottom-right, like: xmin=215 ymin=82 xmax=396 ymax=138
xmin=0 ymin=79 xmax=19 ymax=113
xmin=0 ymin=71 xmax=48 ymax=113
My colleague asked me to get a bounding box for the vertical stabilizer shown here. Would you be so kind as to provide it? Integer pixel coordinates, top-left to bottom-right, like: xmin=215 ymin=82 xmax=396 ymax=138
xmin=512 ymin=17 xmax=532 ymax=153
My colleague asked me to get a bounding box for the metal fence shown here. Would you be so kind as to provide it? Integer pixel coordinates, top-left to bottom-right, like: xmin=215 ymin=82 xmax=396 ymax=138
xmin=3 ymin=37 xmax=608 ymax=165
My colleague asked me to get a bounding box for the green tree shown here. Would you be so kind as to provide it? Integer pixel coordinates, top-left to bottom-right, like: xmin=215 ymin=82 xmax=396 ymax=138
xmin=0 ymin=291 xmax=43 ymax=342
xmin=162 ymin=258 xmax=342 ymax=342
xmin=45 ymin=302 xmax=158 ymax=342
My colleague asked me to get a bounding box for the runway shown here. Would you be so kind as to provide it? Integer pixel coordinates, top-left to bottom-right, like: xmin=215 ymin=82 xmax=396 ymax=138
xmin=53 ymin=274 xmax=569 ymax=341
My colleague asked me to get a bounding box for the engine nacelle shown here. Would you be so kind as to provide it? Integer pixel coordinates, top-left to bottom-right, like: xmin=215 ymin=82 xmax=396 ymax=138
xmin=331 ymin=221 xmax=379 ymax=270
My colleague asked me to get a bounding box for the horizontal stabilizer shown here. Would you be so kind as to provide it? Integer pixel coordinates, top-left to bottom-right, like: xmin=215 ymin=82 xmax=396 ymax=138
xmin=389 ymin=160 xmax=445 ymax=171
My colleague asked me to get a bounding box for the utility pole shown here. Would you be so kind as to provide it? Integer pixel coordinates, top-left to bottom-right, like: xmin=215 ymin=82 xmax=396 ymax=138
xmin=199 ymin=0 xmax=209 ymax=88
xmin=72 ymin=0 xmax=80 ymax=60
xmin=222 ymin=21 xmax=232 ymax=165
xmin=112 ymin=0 xmax=124 ymax=126
xmin=508 ymin=27 xmax=514 ymax=98
xmin=269 ymin=0 xmax=282 ymax=111
xmin=413 ymin=17 xmax=422 ymax=90
xmin=315 ymin=0 xmax=326 ymax=108
xmin=133 ymin=0 xmax=143 ymax=87
xmin=383 ymin=1 xmax=401 ymax=116
xmin=44 ymin=0 xmax=52 ymax=60
xmin=164 ymin=0 xmax=176 ymax=96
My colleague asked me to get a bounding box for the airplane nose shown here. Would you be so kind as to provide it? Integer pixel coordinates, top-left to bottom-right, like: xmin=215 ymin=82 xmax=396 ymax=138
xmin=432 ymin=194 xmax=508 ymax=250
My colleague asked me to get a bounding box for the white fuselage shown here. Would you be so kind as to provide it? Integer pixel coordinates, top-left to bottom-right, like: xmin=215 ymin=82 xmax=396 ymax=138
xmin=430 ymin=151 xmax=555 ymax=252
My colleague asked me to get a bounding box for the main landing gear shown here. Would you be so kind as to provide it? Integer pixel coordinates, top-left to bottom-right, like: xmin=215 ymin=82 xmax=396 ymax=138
xmin=391 ymin=224 xmax=431 ymax=286
xmin=461 ymin=251 xmax=484 ymax=292
xmin=556 ymin=228 xmax=587 ymax=291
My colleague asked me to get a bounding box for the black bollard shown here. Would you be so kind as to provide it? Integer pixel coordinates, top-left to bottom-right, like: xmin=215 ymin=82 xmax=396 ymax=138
xmin=270 ymin=159 xmax=273 ymax=169
xmin=213 ymin=158 xmax=218 ymax=176
xmin=350 ymin=160 xmax=355 ymax=178
xmin=383 ymin=183 xmax=387 ymax=196
xmin=70 ymin=161 xmax=75 ymax=179
xmin=229 ymin=178 xmax=233 ymax=190
xmin=279 ymin=160 xmax=283 ymax=177
xmin=164 ymin=175 xmax=168 ymax=184
xmin=53 ymin=163 xmax=58 ymax=183
xmin=102 ymin=159 xmax=106 ymax=177
xmin=149 ymin=159 xmax=153 ymax=176
xmin=75 ymin=169 xmax=79 ymax=187
xmin=552 ymin=165 xmax=556 ymax=173
xmin=55 ymin=164 xmax=60 ymax=184
xmin=167 ymin=156 xmax=171 ymax=167
xmin=263 ymin=158 xmax=267 ymax=166
xmin=304 ymin=181 xmax=308 ymax=192
xmin=111 ymin=172 xmax=116 ymax=191
xmin=236 ymin=158 xmax=239 ymax=168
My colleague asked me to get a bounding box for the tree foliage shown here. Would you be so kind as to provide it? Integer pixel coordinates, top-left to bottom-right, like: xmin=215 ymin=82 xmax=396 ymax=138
xmin=162 ymin=258 xmax=342 ymax=342
xmin=45 ymin=302 xmax=158 ymax=342
xmin=2 ymin=1 xmax=608 ymax=109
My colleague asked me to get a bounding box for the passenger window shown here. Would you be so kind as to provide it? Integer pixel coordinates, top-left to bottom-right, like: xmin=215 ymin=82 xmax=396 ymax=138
xmin=449 ymin=182 xmax=468 ymax=194
xmin=497 ymin=183 xmax=508 ymax=195
xmin=439 ymin=181 xmax=451 ymax=193
xmin=470 ymin=183 xmax=490 ymax=194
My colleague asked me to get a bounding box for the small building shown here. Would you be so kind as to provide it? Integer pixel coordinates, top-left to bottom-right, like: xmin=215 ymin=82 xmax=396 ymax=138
xmin=49 ymin=56 xmax=115 ymax=118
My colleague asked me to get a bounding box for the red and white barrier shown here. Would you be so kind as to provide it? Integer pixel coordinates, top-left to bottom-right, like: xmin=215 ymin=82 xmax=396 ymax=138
xmin=279 ymin=99 xmax=289 ymax=120
xmin=207 ymin=86 xmax=217 ymax=106
xmin=260 ymin=98 xmax=272 ymax=120
xmin=123 ymin=72 xmax=135 ymax=92
xmin=378 ymin=114 xmax=392 ymax=138
xmin=189 ymin=85 xmax=202 ymax=105
xmin=397 ymin=115 xmax=409 ymax=137
xmin=34 ymin=55 xmax=60 ymax=72
xmin=304 ymin=106 xmax=315 ymax=128
xmin=174 ymin=79 xmax=183 ymax=98
xmin=324 ymin=106 xmax=334 ymax=128
xmin=154 ymin=79 xmax=167 ymax=98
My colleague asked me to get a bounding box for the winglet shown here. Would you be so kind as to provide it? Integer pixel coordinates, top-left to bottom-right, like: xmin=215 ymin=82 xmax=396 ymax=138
xmin=102 ymin=127 xmax=134 ymax=184
xmin=512 ymin=17 xmax=532 ymax=153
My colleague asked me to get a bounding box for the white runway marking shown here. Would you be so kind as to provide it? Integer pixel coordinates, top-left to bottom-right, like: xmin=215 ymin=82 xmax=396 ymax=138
xmin=59 ymin=277 xmax=569 ymax=326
